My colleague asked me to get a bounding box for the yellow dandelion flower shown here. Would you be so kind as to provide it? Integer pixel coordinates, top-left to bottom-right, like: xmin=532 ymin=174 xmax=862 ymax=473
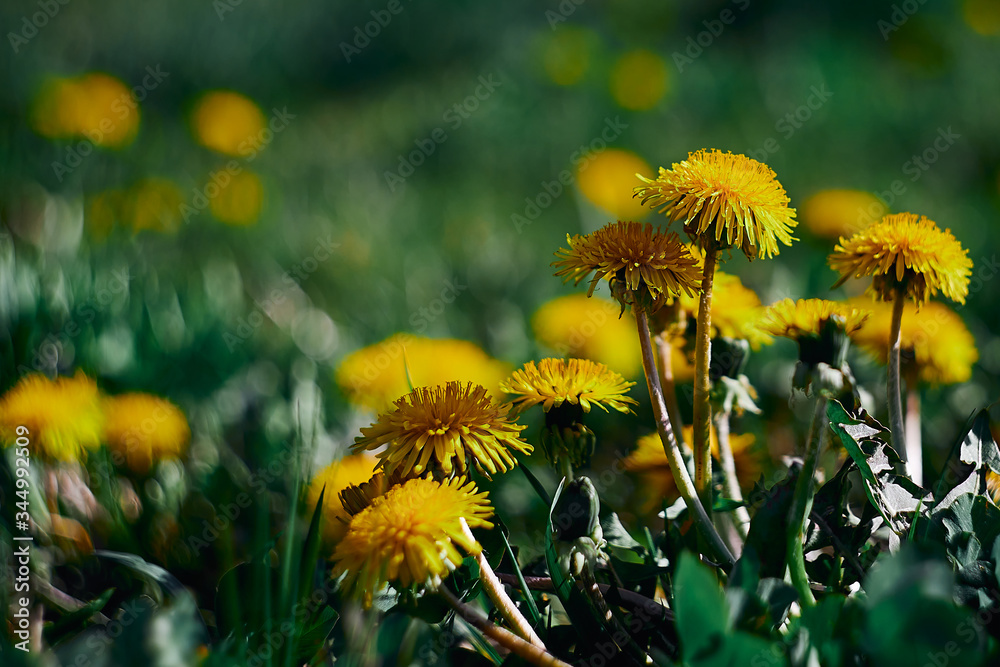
xmin=103 ymin=393 xmax=190 ymax=474
xmin=676 ymin=271 xmax=771 ymax=348
xmin=31 ymin=73 xmax=139 ymax=148
xmin=338 ymin=468 xmax=403 ymax=518
xmin=576 ymin=149 xmax=654 ymax=220
xmin=500 ymin=358 xmax=638 ymax=415
xmin=209 ymin=170 xmax=264 ymax=226
xmin=0 ymin=372 xmax=104 ymax=462
xmin=553 ymin=221 xmax=702 ymax=310
xmin=801 ymin=189 xmax=887 ymax=239
xmin=532 ymin=294 xmax=644 ymax=379
xmin=610 ymin=49 xmax=669 ymax=111
xmin=625 ymin=427 xmax=761 ymax=509
xmin=121 ymin=179 xmax=185 ymax=233
xmin=190 ymin=90 xmax=266 ymax=157
xmin=758 ymin=299 xmax=871 ymax=341
xmin=305 ymin=453 xmax=379 ymax=543
xmin=332 ymin=476 xmax=494 ymax=606
xmin=849 ymin=298 xmax=977 ymax=385
xmin=335 ymin=335 xmax=512 ymax=413
xmin=829 ymin=212 xmax=972 ymax=305
xmin=352 ymin=381 xmax=531 ymax=478
xmin=635 ymin=149 xmax=798 ymax=259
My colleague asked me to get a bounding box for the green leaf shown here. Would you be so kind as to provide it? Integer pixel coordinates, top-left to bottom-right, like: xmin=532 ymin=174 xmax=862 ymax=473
xmin=827 ymin=401 xmax=925 ymax=535
xmin=296 ymin=487 xmax=326 ymax=606
xmin=743 ymin=471 xmax=797 ymax=579
xmin=601 ymin=512 xmax=646 ymax=564
xmin=674 ymin=552 xmax=728 ymax=661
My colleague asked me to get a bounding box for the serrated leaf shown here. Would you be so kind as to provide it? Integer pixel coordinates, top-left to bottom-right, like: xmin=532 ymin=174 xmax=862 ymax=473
xmin=827 ymin=402 xmax=926 ymax=536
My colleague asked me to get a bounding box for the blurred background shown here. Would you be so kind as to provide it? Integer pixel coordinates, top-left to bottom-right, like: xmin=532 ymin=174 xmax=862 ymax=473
xmin=2 ymin=0 xmax=1000 ymax=661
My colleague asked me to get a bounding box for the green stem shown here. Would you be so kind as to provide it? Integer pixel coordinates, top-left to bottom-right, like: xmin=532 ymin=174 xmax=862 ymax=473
xmin=460 ymin=519 xmax=544 ymax=648
xmin=888 ymin=291 xmax=907 ymax=463
xmin=787 ymin=396 xmax=829 ymax=607
xmin=558 ymin=456 xmax=573 ymax=484
xmin=693 ymin=249 xmax=718 ymax=516
xmin=636 ymin=309 xmax=735 ymax=568
xmin=714 ymin=409 xmax=750 ymax=541
xmin=656 ymin=334 xmax=686 ymax=448
xmin=439 ymin=585 xmax=571 ymax=667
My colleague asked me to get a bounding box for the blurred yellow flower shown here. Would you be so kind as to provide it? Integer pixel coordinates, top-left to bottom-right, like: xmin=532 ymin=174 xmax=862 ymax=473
xmin=31 ymin=72 xmax=139 ymax=148
xmin=625 ymin=426 xmax=761 ymax=510
xmin=677 ymin=272 xmax=771 ymax=348
xmin=576 ymin=149 xmax=654 ymax=219
xmin=335 ymin=335 xmax=511 ymax=412
xmin=121 ymin=179 xmax=185 ymax=233
xmin=353 ymin=381 xmax=531 ymax=478
xmin=305 ymin=452 xmax=379 ymax=543
xmin=532 ymin=294 xmax=641 ymax=378
xmin=610 ymin=49 xmax=668 ymax=111
xmin=636 ymin=149 xmax=798 ymax=259
xmin=0 ymin=372 xmax=104 ymax=462
xmin=191 ymin=90 xmax=266 ymax=156
xmin=209 ymin=170 xmax=263 ymax=226
xmin=501 ymin=358 xmax=637 ymax=415
xmin=332 ymin=476 xmax=493 ymax=606
xmin=849 ymin=298 xmax=977 ymax=385
xmin=103 ymin=393 xmax=190 ymax=474
xmin=963 ymin=0 xmax=1000 ymax=35
xmin=801 ymin=190 xmax=887 ymax=239
xmin=830 ymin=212 xmax=972 ymax=306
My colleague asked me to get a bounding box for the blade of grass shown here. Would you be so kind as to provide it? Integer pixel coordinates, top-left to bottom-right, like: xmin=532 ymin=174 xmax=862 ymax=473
xmin=500 ymin=530 xmax=541 ymax=627
xmin=518 ymin=462 xmax=551 ymax=507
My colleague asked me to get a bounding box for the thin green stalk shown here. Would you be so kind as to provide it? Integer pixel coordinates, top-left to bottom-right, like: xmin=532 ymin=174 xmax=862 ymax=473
xmin=636 ymin=309 xmax=735 ymax=568
xmin=693 ymin=249 xmax=718 ymax=515
xmin=656 ymin=334 xmax=686 ymax=447
xmin=787 ymin=396 xmax=829 ymax=607
xmin=558 ymin=456 xmax=573 ymax=484
xmin=714 ymin=410 xmax=750 ymax=540
xmin=888 ymin=291 xmax=907 ymax=463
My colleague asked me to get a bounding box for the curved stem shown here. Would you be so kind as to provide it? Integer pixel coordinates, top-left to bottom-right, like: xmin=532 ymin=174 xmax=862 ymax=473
xmin=636 ymin=309 xmax=735 ymax=568
xmin=787 ymin=396 xmax=829 ymax=607
xmin=460 ymin=519 xmax=544 ymax=648
xmin=439 ymin=585 xmax=571 ymax=667
xmin=693 ymin=249 xmax=718 ymax=515
xmin=714 ymin=410 xmax=750 ymax=540
xmin=905 ymin=387 xmax=923 ymax=487
xmin=888 ymin=292 xmax=907 ymax=463
xmin=656 ymin=334 xmax=686 ymax=448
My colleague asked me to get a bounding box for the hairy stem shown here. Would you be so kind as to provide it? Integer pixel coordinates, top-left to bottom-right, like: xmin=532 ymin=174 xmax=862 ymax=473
xmin=439 ymin=585 xmax=570 ymax=667
xmin=714 ymin=410 xmax=750 ymax=540
xmin=636 ymin=309 xmax=735 ymax=568
xmin=905 ymin=387 xmax=923 ymax=487
xmin=460 ymin=519 xmax=544 ymax=648
xmin=888 ymin=291 xmax=907 ymax=464
xmin=693 ymin=249 xmax=718 ymax=515
xmin=656 ymin=334 xmax=686 ymax=448
xmin=787 ymin=396 xmax=829 ymax=607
